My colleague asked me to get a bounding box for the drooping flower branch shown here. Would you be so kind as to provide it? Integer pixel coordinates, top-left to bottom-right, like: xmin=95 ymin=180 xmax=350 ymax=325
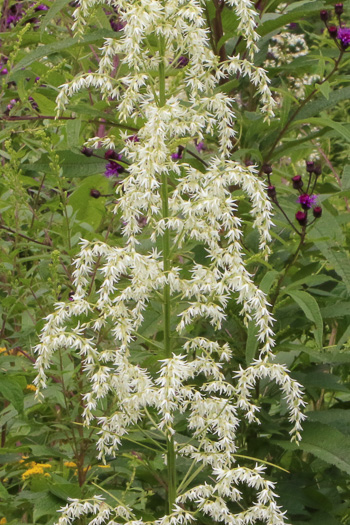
xmin=34 ymin=1 xmax=305 ymax=524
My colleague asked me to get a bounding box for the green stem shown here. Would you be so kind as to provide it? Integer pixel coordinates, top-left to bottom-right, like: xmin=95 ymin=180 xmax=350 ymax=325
xmin=270 ymin=229 xmax=306 ymax=309
xmin=159 ymin=34 xmax=177 ymax=514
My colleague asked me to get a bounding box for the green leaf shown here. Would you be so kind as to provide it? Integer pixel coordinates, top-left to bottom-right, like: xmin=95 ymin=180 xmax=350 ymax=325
xmin=258 ymin=2 xmax=324 ymax=37
xmin=274 ymin=421 xmax=350 ymax=475
xmin=66 ymin=118 xmax=82 ymax=149
xmin=307 ymin=409 xmax=350 ymax=435
xmin=341 ymin=165 xmax=350 ymax=190
xmin=0 ymin=482 xmax=9 ymax=500
xmin=0 ymin=376 xmax=24 ymax=412
xmin=321 ymin=301 xmax=350 ymax=319
xmin=11 ymin=30 xmax=117 ymax=74
xmin=31 ymin=93 xmax=57 ymax=116
xmin=294 ymin=117 xmax=350 ymax=142
xmin=296 ymin=85 xmax=350 ymax=121
xmin=68 ymin=175 xmax=111 ymax=230
xmin=40 ymin=0 xmax=71 ymax=32
xmin=246 ymin=270 xmax=278 ymax=365
xmin=33 ymin=493 xmax=62 ymax=523
xmin=287 ymin=291 xmax=323 ymax=349
xmin=49 ymin=483 xmax=82 ymax=501
xmin=23 ymin=151 xmax=106 ymax=178
xmin=315 ymin=243 xmax=350 ymax=293
xmin=316 ymin=81 xmax=330 ymax=100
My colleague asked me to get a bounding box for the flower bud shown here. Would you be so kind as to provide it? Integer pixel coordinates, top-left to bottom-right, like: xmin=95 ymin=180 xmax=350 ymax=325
xmin=313 ymin=206 xmax=322 ymax=218
xmin=262 ymin=164 xmax=272 ymax=175
xmin=306 ymin=161 xmax=315 ymax=173
xmin=292 ymin=175 xmax=303 ymax=189
xmin=90 ymin=189 xmax=101 ymax=199
xmin=81 ymin=146 xmax=94 ymax=157
xmin=320 ymin=9 xmax=330 ymax=22
xmin=328 ymin=25 xmax=338 ymax=38
xmin=313 ymin=165 xmax=322 ymax=176
xmin=335 ymin=3 xmax=343 ymax=16
xmin=105 ymin=149 xmax=122 ymax=161
xmin=267 ymin=185 xmax=276 ymax=198
xmin=295 ymin=211 xmax=307 ymax=226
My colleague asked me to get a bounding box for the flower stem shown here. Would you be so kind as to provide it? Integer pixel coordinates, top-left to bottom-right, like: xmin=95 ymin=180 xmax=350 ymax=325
xmin=159 ymin=34 xmax=177 ymax=514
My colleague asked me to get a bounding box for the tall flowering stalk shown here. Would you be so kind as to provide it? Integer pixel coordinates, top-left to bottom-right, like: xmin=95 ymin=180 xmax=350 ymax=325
xmin=34 ymin=1 xmax=305 ymax=524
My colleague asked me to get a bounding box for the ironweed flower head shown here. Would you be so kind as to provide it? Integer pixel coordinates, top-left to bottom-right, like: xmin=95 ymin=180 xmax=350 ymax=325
xmin=337 ymin=27 xmax=350 ymax=48
xmin=292 ymin=175 xmax=303 ymax=189
xmin=328 ymin=25 xmax=338 ymax=38
xmin=335 ymin=3 xmax=344 ymax=16
xmin=295 ymin=210 xmax=307 ymax=226
xmin=104 ymin=150 xmax=122 ymax=161
xmin=313 ymin=206 xmax=322 ymax=218
xmin=297 ymin=193 xmax=317 ymax=209
xmin=320 ymin=10 xmax=330 ymax=22
xmin=104 ymin=161 xmax=124 ymax=177
xmin=267 ymin=185 xmax=276 ymax=198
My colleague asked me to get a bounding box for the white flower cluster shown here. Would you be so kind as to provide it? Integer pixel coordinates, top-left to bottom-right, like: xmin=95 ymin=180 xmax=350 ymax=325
xmin=264 ymin=30 xmax=320 ymax=100
xmin=35 ymin=1 xmax=305 ymax=525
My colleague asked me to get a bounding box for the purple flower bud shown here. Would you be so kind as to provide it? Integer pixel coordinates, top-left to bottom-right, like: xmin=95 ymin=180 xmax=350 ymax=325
xmin=262 ymin=164 xmax=272 ymax=175
xmin=90 ymin=189 xmax=101 ymax=199
xmin=313 ymin=206 xmax=322 ymax=218
xmin=306 ymin=161 xmax=315 ymax=173
xmin=267 ymin=185 xmax=276 ymax=198
xmin=320 ymin=10 xmax=330 ymax=22
xmin=0 ymin=68 xmax=8 ymax=75
xmin=335 ymin=3 xmax=343 ymax=16
xmin=104 ymin=149 xmax=122 ymax=161
xmin=328 ymin=25 xmax=338 ymax=38
xmin=313 ymin=165 xmax=322 ymax=176
xmin=81 ymin=147 xmax=94 ymax=157
xmin=292 ymin=175 xmax=303 ymax=189
xmin=295 ymin=211 xmax=307 ymax=226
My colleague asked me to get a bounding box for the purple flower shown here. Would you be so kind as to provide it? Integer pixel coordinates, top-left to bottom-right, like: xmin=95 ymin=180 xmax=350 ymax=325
xmin=171 ymin=146 xmax=184 ymax=161
xmin=7 ymin=99 xmax=17 ymax=111
xmin=34 ymin=4 xmax=49 ymax=11
xmin=195 ymin=140 xmax=206 ymax=153
xmin=28 ymin=96 xmax=39 ymax=110
xmin=337 ymin=27 xmax=350 ymax=48
xmin=110 ymin=19 xmax=125 ymax=32
xmin=176 ymin=56 xmax=189 ymax=68
xmin=127 ymin=134 xmax=139 ymax=142
xmin=297 ymin=194 xmax=317 ymax=209
xmin=104 ymin=161 xmax=124 ymax=177
xmin=0 ymin=68 xmax=8 ymax=76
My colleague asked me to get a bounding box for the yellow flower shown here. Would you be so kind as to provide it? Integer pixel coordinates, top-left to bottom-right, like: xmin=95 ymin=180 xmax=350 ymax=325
xmin=0 ymin=517 xmax=7 ymax=524
xmin=0 ymin=348 xmax=7 ymax=354
xmin=21 ymin=462 xmax=51 ymax=480
xmin=64 ymin=461 xmax=77 ymax=468
xmin=26 ymin=384 xmax=37 ymax=392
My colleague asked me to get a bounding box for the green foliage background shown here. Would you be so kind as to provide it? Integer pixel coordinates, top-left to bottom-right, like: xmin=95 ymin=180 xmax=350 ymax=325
xmin=1 ymin=0 xmax=350 ymax=523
